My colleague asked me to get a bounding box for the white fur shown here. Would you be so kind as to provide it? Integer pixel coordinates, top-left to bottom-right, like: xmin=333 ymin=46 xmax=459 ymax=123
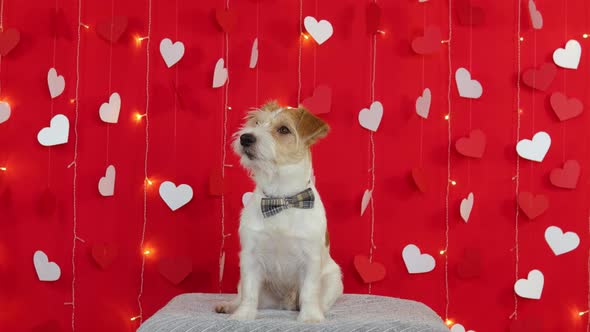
xmin=219 ymin=119 xmax=343 ymax=323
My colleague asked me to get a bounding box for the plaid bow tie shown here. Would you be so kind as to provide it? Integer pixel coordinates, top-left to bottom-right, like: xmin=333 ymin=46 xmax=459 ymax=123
xmin=261 ymin=188 xmax=315 ymax=218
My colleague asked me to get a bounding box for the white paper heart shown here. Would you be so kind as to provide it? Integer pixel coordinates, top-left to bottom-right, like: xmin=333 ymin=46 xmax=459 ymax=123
xmin=553 ymin=39 xmax=581 ymax=70
xmin=450 ymin=324 xmax=475 ymax=332
xmin=361 ymin=189 xmax=372 ymax=216
xmin=528 ymin=0 xmax=543 ymax=30
xmin=99 ymin=92 xmax=121 ymax=124
xmin=460 ymin=192 xmax=474 ymax=223
xmin=0 ymin=101 xmax=10 ymax=124
xmin=249 ymin=38 xmax=258 ymax=69
xmin=242 ymin=192 xmax=253 ymax=207
xmin=415 ymin=88 xmax=431 ymax=119
xmin=545 ymin=226 xmax=579 ymax=256
xmin=304 ymin=16 xmax=333 ymax=45
xmin=402 ymin=244 xmax=435 ymax=274
xmin=47 ymin=68 xmax=65 ymax=99
xmin=514 ymin=269 xmax=544 ymax=300
xmin=516 ymin=131 xmax=551 ymax=162
xmin=33 ymin=250 xmax=61 ymax=282
xmin=37 ymin=114 xmax=69 ymax=146
xmin=159 ymin=181 xmax=193 ymax=211
xmin=98 ymin=165 xmax=116 ymax=197
xmin=358 ymin=101 xmax=383 ymax=132
xmin=212 ymin=58 xmax=228 ymax=88
xmin=455 ymin=68 xmax=482 ymax=99
xmin=160 ymin=38 xmax=185 ymax=68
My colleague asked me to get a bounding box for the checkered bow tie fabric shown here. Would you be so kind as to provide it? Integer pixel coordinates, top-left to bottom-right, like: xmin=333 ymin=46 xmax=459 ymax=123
xmin=260 ymin=188 xmax=315 ymax=218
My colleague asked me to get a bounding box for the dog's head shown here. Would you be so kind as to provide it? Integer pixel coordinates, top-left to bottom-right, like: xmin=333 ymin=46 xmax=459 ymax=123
xmin=232 ymin=101 xmax=329 ymax=174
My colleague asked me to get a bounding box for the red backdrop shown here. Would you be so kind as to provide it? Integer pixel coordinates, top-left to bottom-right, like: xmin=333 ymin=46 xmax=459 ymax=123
xmin=0 ymin=0 xmax=589 ymax=331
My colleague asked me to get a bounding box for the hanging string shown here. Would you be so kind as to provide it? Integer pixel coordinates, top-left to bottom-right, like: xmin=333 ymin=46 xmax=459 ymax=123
xmin=444 ymin=0 xmax=453 ymax=322
xmin=219 ymin=0 xmax=230 ymax=291
xmin=512 ymin=0 xmax=522 ymax=320
xmin=255 ymin=0 xmax=260 ymax=106
xmin=419 ymin=6 xmax=426 ymax=166
xmin=297 ymin=0 xmax=303 ymax=104
xmin=367 ymin=0 xmax=377 ymax=295
xmin=137 ymin=0 xmax=152 ymax=324
xmin=48 ymin=0 xmax=60 ymax=187
xmin=173 ymin=0 xmax=179 ymax=170
xmin=105 ymin=0 xmax=114 ymax=166
xmin=561 ymin=0 xmax=568 ymax=162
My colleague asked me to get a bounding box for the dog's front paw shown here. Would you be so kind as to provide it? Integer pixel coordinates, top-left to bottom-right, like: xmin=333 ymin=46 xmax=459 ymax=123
xmin=297 ymin=309 xmax=325 ymax=323
xmin=215 ymin=301 xmax=236 ymax=314
xmin=229 ymin=306 xmax=257 ymax=320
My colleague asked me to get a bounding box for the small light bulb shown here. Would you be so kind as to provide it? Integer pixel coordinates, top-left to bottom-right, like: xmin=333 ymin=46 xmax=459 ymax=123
xmin=445 ymin=319 xmax=454 ymax=326
xmin=519 ymin=36 xmax=524 ymax=41
xmin=377 ymin=30 xmax=386 ymax=36
xmin=80 ymin=23 xmax=90 ymax=30
xmin=143 ymin=248 xmax=153 ymax=256
xmin=519 ymin=109 xmax=523 ymax=114
xmin=579 ymin=310 xmax=589 ymax=316
xmin=439 ymin=250 xmax=446 ymax=255
xmin=301 ymin=32 xmax=310 ymax=40
xmin=441 ymin=40 xmax=449 ymax=44
xmin=444 ymin=114 xmax=450 ymax=120
xmin=583 ymin=33 xmax=589 ymax=39
xmin=135 ymin=36 xmax=148 ymax=46
xmin=0 ymin=167 xmax=6 ymax=171
xmin=227 ymin=106 xmax=232 ymax=110
xmin=145 ymin=178 xmax=153 ymax=186
xmin=69 ymin=98 xmax=76 ymax=104
xmin=134 ymin=113 xmax=146 ymax=121
xmin=130 ymin=315 xmax=141 ymax=321
xmin=450 ymin=180 xmax=457 ymax=186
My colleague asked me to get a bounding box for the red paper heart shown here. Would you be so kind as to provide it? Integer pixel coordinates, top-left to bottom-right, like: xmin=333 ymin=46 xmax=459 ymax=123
xmin=456 ymin=248 xmax=481 ymax=279
xmin=215 ymin=8 xmax=236 ymax=33
xmin=209 ymin=169 xmax=225 ymax=196
xmin=91 ymin=243 xmax=118 ymax=270
xmin=0 ymin=28 xmax=20 ymax=56
xmin=456 ymin=0 xmax=485 ymax=26
xmin=32 ymin=320 xmax=62 ymax=332
xmin=158 ymin=256 xmax=192 ymax=285
xmin=411 ymin=26 xmax=442 ymax=55
xmin=95 ymin=16 xmax=128 ymax=43
xmin=518 ymin=192 xmax=549 ymax=220
xmin=522 ymin=63 xmax=557 ymax=91
xmin=301 ymin=85 xmax=332 ymax=115
xmin=455 ymin=129 xmax=486 ymax=158
xmin=366 ymin=2 xmax=382 ymax=34
xmin=50 ymin=8 xmax=72 ymax=40
xmin=411 ymin=167 xmax=430 ymax=193
xmin=353 ymin=255 xmax=386 ymax=283
xmin=550 ymin=160 xmax=580 ymax=189
xmin=550 ymin=92 xmax=583 ymax=121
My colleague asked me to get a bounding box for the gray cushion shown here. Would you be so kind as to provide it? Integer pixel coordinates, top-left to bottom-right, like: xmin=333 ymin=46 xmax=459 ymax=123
xmin=138 ymin=293 xmax=449 ymax=332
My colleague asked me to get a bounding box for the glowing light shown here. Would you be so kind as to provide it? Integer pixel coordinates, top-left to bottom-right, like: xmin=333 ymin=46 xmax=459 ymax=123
xmin=301 ymin=32 xmax=310 ymax=40
xmin=519 ymin=36 xmax=524 ymax=41
xmin=130 ymin=316 xmax=141 ymax=321
xmin=450 ymin=180 xmax=457 ymax=186
xmin=583 ymin=33 xmax=589 ymax=39
xmin=227 ymin=106 xmax=232 ymax=110
xmin=135 ymin=35 xmax=149 ymax=46
xmin=377 ymin=30 xmax=386 ymax=36
xmin=143 ymin=248 xmax=153 ymax=256
xmin=80 ymin=23 xmax=90 ymax=30
xmin=439 ymin=250 xmax=446 ymax=255
xmin=519 ymin=109 xmax=523 ymax=114
xmin=69 ymin=98 xmax=76 ymax=104
xmin=579 ymin=310 xmax=589 ymax=316
xmin=445 ymin=319 xmax=454 ymax=326
xmin=145 ymin=178 xmax=153 ymax=186
xmin=444 ymin=114 xmax=450 ymax=120
xmin=441 ymin=40 xmax=449 ymax=44
xmin=0 ymin=167 xmax=6 ymax=172
xmin=134 ymin=112 xmax=146 ymax=121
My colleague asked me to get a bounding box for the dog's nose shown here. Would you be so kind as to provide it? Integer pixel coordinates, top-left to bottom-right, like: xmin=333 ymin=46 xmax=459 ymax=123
xmin=240 ymin=133 xmax=256 ymax=147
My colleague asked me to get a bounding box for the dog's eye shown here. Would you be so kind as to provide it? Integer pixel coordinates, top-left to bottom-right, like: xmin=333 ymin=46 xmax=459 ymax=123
xmin=277 ymin=126 xmax=291 ymax=135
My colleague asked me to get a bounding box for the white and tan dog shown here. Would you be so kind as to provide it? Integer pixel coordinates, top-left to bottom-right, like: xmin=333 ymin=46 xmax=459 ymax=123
xmin=215 ymin=101 xmax=343 ymax=322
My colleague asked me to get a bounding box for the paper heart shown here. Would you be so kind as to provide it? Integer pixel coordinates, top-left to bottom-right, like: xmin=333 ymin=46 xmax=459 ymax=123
xmin=514 ymin=269 xmax=544 ymax=300
xmin=366 ymin=2 xmax=382 ymax=34
xmin=522 ymin=63 xmax=556 ymax=91
xmin=456 ymin=248 xmax=481 ymax=279
xmin=47 ymin=68 xmax=65 ymax=99
xmin=302 ymin=85 xmax=332 ymax=115
xmin=456 ymin=0 xmax=485 ymax=26
xmin=98 ymin=165 xmax=116 ymax=197
xmin=553 ymin=39 xmax=581 ymax=70
xmin=0 ymin=102 xmax=11 ymax=124
xmin=215 ymin=8 xmax=236 ymax=33
xmin=411 ymin=26 xmax=441 ymax=55
xmin=249 ymin=38 xmax=258 ymax=69
xmin=358 ymin=101 xmax=383 ymax=132
xmin=545 ymin=226 xmax=579 ymax=256
xmin=242 ymin=192 xmax=253 ymax=207
xmin=516 ymin=131 xmax=551 ymax=162
xmin=304 ymin=16 xmax=334 ymax=45
xmin=209 ymin=169 xmax=225 ymax=196
xmin=212 ymin=58 xmax=228 ymax=88
xmin=33 ymin=250 xmax=61 ymax=282
xmin=518 ymin=192 xmax=548 ymax=220
xmin=95 ymin=16 xmax=128 ymax=43
xmin=158 ymin=256 xmax=192 ymax=285
xmin=0 ymin=28 xmax=20 ymax=56
xmin=159 ymin=181 xmax=194 ymax=211
xmin=99 ymin=92 xmax=121 ymax=124
xmin=415 ymin=88 xmax=431 ymax=119
xmin=550 ymin=92 xmax=583 ymax=121
xmin=455 ymin=68 xmax=482 ymax=99
xmin=402 ymin=244 xmax=435 ymax=274
xmin=451 ymin=324 xmax=475 ymax=332
xmin=455 ymin=129 xmax=486 ymax=158
xmin=550 ymin=160 xmax=580 ymax=189
xmin=91 ymin=242 xmax=118 ymax=270
xmin=360 ymin=189 xmax=371 ymax=216
xmin=37 ymin=114 xmax=69 ymax=147
xmin=411 ymin=167 xmax=429 ymax=193
xmin=460 ymin=192 xmax=474 ymax=223
xmin=160 ymin=38 xmax=185 ymax=68
xmin=528 ymin=0 xmax=543 ymax=30
xmin=353 ymin=255 xmax=386 ymax=283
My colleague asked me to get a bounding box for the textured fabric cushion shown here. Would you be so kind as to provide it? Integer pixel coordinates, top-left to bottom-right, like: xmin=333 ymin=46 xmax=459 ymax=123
xmin=138 ymin=293 xmax=449 ymax=332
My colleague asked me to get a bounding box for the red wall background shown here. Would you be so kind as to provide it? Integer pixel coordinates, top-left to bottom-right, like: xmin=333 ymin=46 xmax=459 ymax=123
xmin=0 ymin=0 xmax=589 ymax=331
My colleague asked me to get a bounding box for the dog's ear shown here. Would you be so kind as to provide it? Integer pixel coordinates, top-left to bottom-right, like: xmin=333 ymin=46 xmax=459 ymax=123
xmin=295 ymin=107 xmax=330 ymax=145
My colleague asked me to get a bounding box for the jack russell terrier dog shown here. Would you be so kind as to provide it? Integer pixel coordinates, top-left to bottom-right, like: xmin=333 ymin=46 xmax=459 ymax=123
xmin=215 ymin=101 xmax=343 ymax=323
